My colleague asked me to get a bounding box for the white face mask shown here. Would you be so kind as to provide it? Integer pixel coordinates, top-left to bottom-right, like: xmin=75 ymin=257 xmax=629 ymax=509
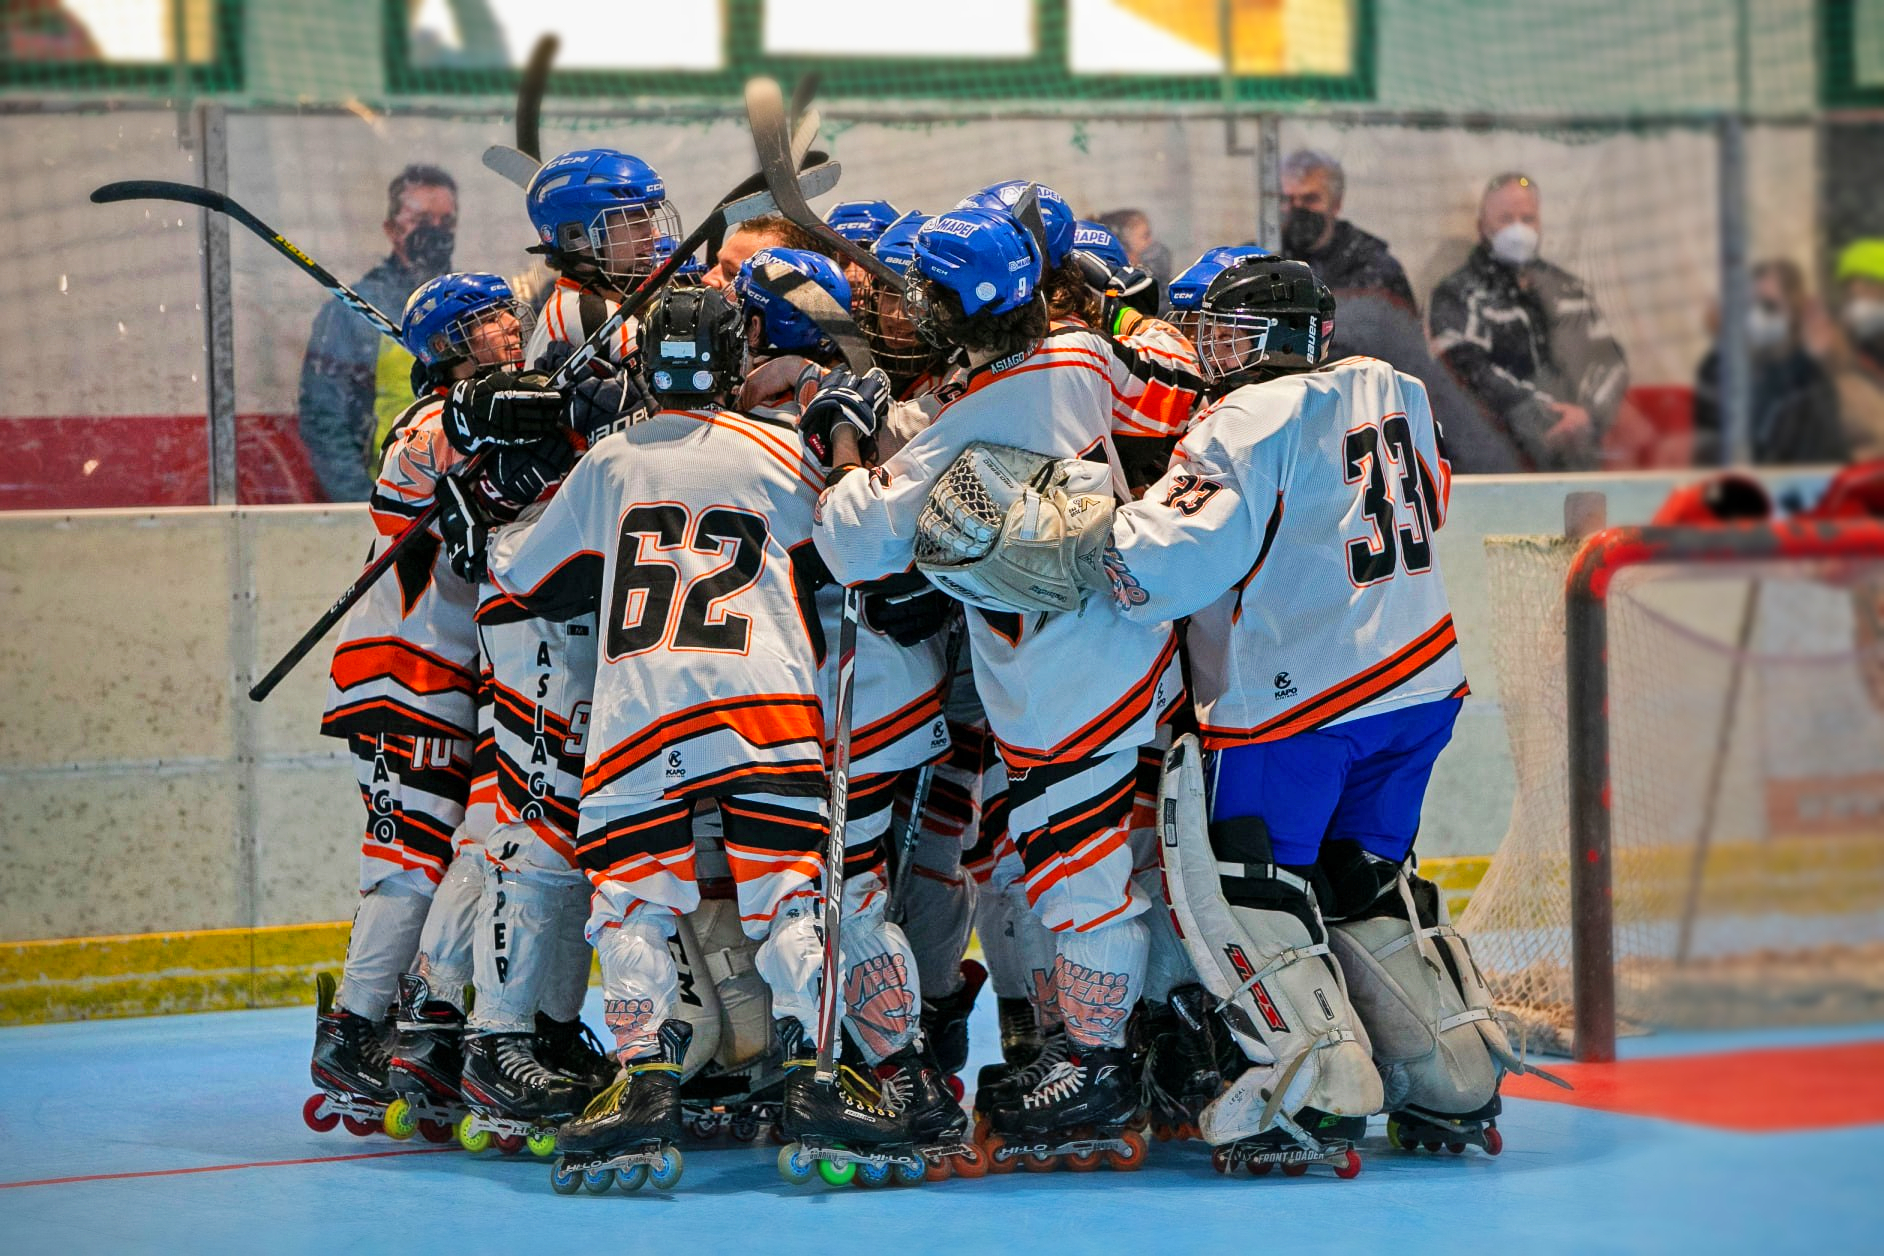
xmin=1746 ymin=303 xmax=1790 ymax=351
xmin=1488 ymin=221 xmax=1540 ymax=267
xmin=1846 ymin=297 xmax=1884 ymax=342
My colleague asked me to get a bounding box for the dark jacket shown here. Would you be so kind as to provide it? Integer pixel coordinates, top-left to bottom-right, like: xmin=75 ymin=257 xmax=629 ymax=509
xmin=296 ymin=256 xmax=431 ymax=501
xmin=1428 ymin=242 xmax=1629 ymax=471
xmin=1299 ymin=220 xmax=1416 ymax=312
xmin=1692 ymin=345 xmax=1846 ymax=466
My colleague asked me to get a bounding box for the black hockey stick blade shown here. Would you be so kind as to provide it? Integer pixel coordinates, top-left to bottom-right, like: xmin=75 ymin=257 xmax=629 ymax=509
xmin=517 ymin=34 xmax=557 ymax=160
xmin=744 ymin=78 xmax=902 ymax=288
xmin=483 ymin=143 xmax=541 ymax=190
xmin=1010 ymin=182 xmax=1051 ymax=269
xmin=92 ymin=180 xmax=401 ymax=340
xmin=705 ymin=148 xmax=834 ymax=264
xmin=748 ymin=260 xmax=874 ymax=375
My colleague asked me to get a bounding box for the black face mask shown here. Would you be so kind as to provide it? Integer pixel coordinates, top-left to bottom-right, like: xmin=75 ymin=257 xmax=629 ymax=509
xmin=403 ymin=223 xmax=455 ymax=275
xmin=1280 ymin=208 xmax=1328 ymax=259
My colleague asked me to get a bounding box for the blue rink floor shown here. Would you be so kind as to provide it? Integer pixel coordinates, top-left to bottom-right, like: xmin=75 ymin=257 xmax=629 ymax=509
xmin=1 ymin=995 xmax=1879 ymax=1256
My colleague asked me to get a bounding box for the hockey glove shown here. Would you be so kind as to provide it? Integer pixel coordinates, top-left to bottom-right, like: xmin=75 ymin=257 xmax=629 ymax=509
xmin=474 ymin=434 xmax=578 ymax=521
xmin=437 ymin=473 xmax=494 ymax=583
xmin=1070 ymin=252 xmax=1161 ymax=334
xmin=443 ymin=369 xmax=566 ymax=455
xmin=862 ymin=574 xmax=952 ymax=647
xmin=801 ymin=366 xmax=892 ymax=465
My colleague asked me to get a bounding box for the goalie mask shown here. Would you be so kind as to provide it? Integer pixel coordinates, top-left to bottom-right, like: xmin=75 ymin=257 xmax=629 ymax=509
xmin=526 ymin=148 xmax=682 ymax=286
xmin=400 ymin=272 xmax=533 ymax=373
xmin=640 ymin=286 xmax=743 ymax=408
xmin=1196 ymin=256 xmax=1335 ymax=392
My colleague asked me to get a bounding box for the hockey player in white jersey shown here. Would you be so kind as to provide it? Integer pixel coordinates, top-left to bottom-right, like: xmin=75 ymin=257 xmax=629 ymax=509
xmin=309 ymin=272 xmax=555 ymax=1139
xmin=812 ymin=206 xmax=1186 ymax=1172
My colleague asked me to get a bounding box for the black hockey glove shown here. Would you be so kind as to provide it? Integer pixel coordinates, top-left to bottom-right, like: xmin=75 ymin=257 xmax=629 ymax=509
xmin=473 ymin=434 xmax=578 ymax=521
xmin=801 ymin=366 xmax=892 ymax=465
xmin=443 ymin=369 xmax=565 ymax=455
xmin=1070 ymin=251 xmax=1161 ymax=333
xmin=436 ymin=473 xmax=494 ymax=583
xmin=862 ymin=572 xmax=952 ymax=647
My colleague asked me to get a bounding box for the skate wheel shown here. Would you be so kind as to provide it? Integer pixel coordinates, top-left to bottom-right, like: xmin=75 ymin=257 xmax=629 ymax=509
xmin=649 ymin=1147 xmax=684 ymax=1191
xmin=1281 ymin=1162 xmax=1307 ymax=1178
xmin=971 ymin=1115 xmax=990 ymax=1145
xmin=855 ymin=1160 xmax=893 ymax=1188
xmin=617 ymin=1163 xmax=649 ymax=1193
xmin=582 ymin=1167 xmax=615 ymax=1194
xmin=1247 ymin=1161 xmax=1272 ymax=1177
xmin=767 ymin=1122 xmax=791 ymax=1146
xmin=1335 ymin=1149 xmax=1363 ymax=1180
xmin=980 ymin=1135 xmax=1015 ymax=1175
xmin=1104 ymin=1130 xmax=1147 ymax=1171
xmin=1066 ymin=1148 xmax=1102 ymax=1172
xmin=494 ymin=1133 xmax=525 ymax=1156
xmin=730 ymin=1114 xmax=760 ymax=1143
xmin=382 ymin=1098 xmax=417 ymax=1140
xmin=1209 ymin=1147 xmax=1231 ymax=1175
xmin=945 ymin=1074 xmax=965 ymax=1104
xmin=527 ymin=1129 xmax=559 ymax=1159
xmin=341 ymin=1115 xmax=377 ymax=1137
xmin=1022 ymin=1151 xmax=1056 ymax=1173
xmin=550 ymin=1160 xmax=582 ymax=1195
xmin=951 ymin=1142 xmax=988 ymax=1180
xmin=777 ymin=1143 xmax=816 ymax=1186
xmin=456 ymin=1113 xmax=492 ymax=1154
xmin=686 ymin=1113 xmax=717 ymax=1140
xmin=892 ymin=1159 xmax=925 ymax=1186
xmin=419 ymin=1118 xmax=455 ymax=1144
xmin=818 ymin=1157 xmax=857 ymax=1187
xmin=1422 ymin=1140 xmax=1442 ymax=1153
xmin=1385 ymin=1117 xmax=1408 ymax=1151
xmin=302 ymin=1094 xmax=339 ymax=1134
xmin=1447 ymin=1141 xmax=1466 ymax=1155
xmin=1483 ymin=1125 xmax=1504 ymax=1156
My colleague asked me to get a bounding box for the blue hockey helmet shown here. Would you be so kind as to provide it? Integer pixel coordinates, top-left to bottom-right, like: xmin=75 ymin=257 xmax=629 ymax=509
xmin=1071 ymin=219 xmax=1130 ymax=272
xmin=399 ymin=271 xmax=532 ymax=370
xmin=1167 ymin=245 xmax=1272 ymax=339
xmin=870 ymin=211 xmax=931 ymax=279
xmin=525 ymin=148 xmax=681 ymax=284
xmin=825 ymin=199 xmax=902 ymax=245
xmin=955 ymin=180 xmax=1075 ymax=267
xmin=733 ymin=246 xmax=853 ymax=357
xmin=910 ymin=207 xmax=1042 ymax=320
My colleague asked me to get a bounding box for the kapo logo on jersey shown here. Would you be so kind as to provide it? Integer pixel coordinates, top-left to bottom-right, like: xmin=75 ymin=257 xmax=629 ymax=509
xmin=1273 ymin=671 xmax=1297 ymax=700
xmin=665 ymin=749 xmax=685 ymax=779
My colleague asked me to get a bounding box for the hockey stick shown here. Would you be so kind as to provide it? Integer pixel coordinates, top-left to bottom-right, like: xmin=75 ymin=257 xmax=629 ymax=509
xmin=747 ymin=259 xmax=874 ymax=375
xmin=816 ymin=587 xmax=863 ymax=1082
xmin=92 ymin=181 xmax=401 ymax=340
xmin=888 ymin=608 xmax=966 ymax=924
xmin=745 ymin=78 xmax=904 ymax=289
xmin=517 ymin=34 xmax=557 ymax=161
xmin=243 ymin=169 xmax=840 ymax=702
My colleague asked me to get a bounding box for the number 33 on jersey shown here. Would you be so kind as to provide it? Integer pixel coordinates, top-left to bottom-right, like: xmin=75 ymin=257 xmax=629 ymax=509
xmin=1106 ymin=355 xmax=1467 ymax=747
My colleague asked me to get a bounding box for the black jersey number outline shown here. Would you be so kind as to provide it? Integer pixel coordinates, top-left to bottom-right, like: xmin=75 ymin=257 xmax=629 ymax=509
xmin=607 ymin=503 xmax=769 ymax=659
xmin=1342 ymin=413 xmax=1436 ymax=587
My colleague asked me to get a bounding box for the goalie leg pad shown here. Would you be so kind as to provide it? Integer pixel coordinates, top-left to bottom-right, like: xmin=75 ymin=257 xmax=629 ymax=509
xmin=688 ymin=894 xmax=772 ymax=1071
xmin=538 ymin=877 xmax=594 ymax=1024
xmin=1157 ymin=735 xmax=1381 ymax=1140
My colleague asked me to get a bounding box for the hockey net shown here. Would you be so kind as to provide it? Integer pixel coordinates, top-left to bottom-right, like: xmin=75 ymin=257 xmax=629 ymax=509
xmin=1458 ymin=528 xmax=1884 ymax=1056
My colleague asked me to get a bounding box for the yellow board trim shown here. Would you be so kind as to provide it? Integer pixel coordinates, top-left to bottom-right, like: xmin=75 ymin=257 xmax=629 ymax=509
xmin=0 ymin=857 xmax=1495 ymax=1026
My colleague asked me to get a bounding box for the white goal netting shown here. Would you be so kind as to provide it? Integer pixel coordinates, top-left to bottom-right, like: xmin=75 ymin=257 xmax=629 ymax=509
xmin=1458 ymin=534 xmax=1884 ymax=1053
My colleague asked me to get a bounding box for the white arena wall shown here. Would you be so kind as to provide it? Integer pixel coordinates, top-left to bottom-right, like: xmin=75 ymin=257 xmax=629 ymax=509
xmin=0 ymin=467 xmax=1837 ymax=947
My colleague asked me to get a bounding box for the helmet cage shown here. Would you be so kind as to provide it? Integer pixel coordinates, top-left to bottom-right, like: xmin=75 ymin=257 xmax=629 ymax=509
xmin=588 ymin=200 xmax=683 ymax=285
xmin=1196 ymin=307 xmax=1322 ymax=386
xmin=428 ymin=299 xmax=534 ymax=372
xmin=858 ymin=275 xmax=932 ymax=377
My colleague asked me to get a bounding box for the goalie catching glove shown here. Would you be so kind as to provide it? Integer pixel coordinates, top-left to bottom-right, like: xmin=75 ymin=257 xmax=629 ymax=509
xmin=913 ymin=442 xmax=1117 ymax=615
xmin=442 ymin=369 xmax=566 ymax=455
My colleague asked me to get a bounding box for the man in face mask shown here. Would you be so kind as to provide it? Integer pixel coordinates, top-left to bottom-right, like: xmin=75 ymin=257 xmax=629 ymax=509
xmin=297 ymin=164 xmax=459 ymax=500
xmin=1278 ymin=149 xmax=1415 ymax=310
xmin=1692 ymin=259 xmax=1844 ymax=466
xmin=1428 ymin=172 xmax=1629 ymax=471
xmin=1820 ymin=240 xmax=1884 ymax=462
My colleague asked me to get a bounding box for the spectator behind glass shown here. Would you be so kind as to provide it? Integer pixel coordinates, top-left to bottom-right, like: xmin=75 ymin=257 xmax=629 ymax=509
xmin=1693 ymin=260 xmax=1844 ymax=466
xmin=295 ymin=164 xmax=458 ymax=501
xmin=1811 ymin=240 xmax=1884 ymax=463
xmin=1428 ymin=172 xmax=1629 ymax=472
xmin=1096 ymin=208 xmax=1173 ymax=289
xmin=1279 ymin=148 xmax=1416 ymax=311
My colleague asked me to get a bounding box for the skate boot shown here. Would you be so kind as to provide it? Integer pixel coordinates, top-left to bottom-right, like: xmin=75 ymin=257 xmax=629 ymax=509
xmin=876 ymin=1044 xmax=986 ymax=1181
xmin=457 ymin=1030 xmax=592 ymax=1158
xmin=305 ymin=971 xmax=396 ymax=1137
xmin=550 ymin=1020 xmax=690 ymax=1195
xmin=776 ymin=1024 xmax=925 ymax=1189
xmin=1143 ymin=986 xmax=1227 ymax=1143
xmin=920 ymin=959 xmax=987 ymax=1098
xmin=382 ymin=973 xmax=466 ymax=1143
xmin=972 ymin=1023 xmax=1068 ymax=1138
xmin=982 ymin=1044 xmax=1148 ymax=1173
xmin=535 ymin=1012 xmax=617 ymax=1091
xmin=1199 ymin=1067 xmax=1368 ymax=1180
xmin=1386 ymin=1094 xmax=1505 ymax=1157
xmin=972 ymin=996 xmax=1046 ymax=1101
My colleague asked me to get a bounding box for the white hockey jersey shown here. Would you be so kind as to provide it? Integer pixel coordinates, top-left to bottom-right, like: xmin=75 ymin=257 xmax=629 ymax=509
xmin=814 ymin=330 xmax=1184 ymax=774
xmin=322 ymin=395 xmax=481 ymax=741
xmin=1048 ymin=312 xmax=1206 ymax=443
xmin=1108 ymin=356 xmax=1467 ymax=747
xmin=526 ymin=276 xmax=637 ymax=372
xmin=489 ymin=408 xmax=828 ymax=803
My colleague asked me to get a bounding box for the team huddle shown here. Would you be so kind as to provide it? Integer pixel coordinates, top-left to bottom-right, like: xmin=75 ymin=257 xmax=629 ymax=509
xmin=302 ymin=142 xmax=1556 ymax=1193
